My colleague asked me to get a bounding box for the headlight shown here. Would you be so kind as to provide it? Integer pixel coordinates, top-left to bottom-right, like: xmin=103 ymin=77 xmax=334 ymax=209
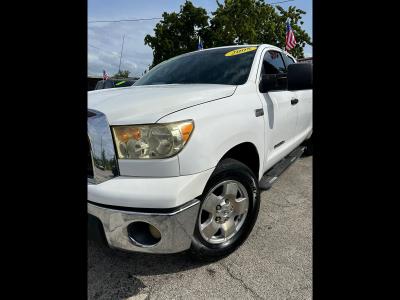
xmin=112 ymin=120 xmax=194 ymax=159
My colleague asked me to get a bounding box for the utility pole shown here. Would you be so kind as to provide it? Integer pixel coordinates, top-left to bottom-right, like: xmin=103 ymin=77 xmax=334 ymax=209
xmin=118 ymin=34 xmax=125 ymax=73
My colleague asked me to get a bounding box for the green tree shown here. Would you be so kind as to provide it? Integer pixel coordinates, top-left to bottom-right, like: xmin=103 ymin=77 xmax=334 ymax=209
xmin=144 ymin=0 xmax=209 ymax=67
xmin=145 ymin=0 xmax=311 ymax=64
xmin=207 ymin=0 xmax=311 ymax=58
xmin=113 ymin=70 xmax=131 ymax=78
xmin=273 ymin=5 xmax=311 ymax=58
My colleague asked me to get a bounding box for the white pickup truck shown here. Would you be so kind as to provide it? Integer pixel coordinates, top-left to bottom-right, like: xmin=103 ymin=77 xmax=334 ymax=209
xmin=88 ymin=44 xmax=312 ymax=259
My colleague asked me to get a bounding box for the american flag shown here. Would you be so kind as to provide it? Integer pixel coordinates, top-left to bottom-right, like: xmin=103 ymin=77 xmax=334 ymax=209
xmin=103 ymin=70 xmax=110 ymax=80
xmin=285 ymin=21 xmax=296 ymax=51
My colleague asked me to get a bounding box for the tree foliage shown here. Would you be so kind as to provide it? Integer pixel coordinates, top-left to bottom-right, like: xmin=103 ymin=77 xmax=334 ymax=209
xmin=144 ymin=1 xmax=209 ymax=67
xmin=145 ymin=0 xmax=312 ymax=66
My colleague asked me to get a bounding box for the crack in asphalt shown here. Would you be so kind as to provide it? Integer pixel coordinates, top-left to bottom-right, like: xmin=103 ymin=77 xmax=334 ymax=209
xmin=219 ymin=262 xmax=265 ymax=300
xmin=144 ymin=288 xmax=151 ymax=300
xmin=267 ymin=187 xmax=308 ymax=208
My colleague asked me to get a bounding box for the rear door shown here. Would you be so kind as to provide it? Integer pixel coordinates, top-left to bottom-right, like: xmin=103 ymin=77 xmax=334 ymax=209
xmin=256 ymin=49 xmax=298 ymax=167
xmin=282 ymin=54 xmax=312 ymax=137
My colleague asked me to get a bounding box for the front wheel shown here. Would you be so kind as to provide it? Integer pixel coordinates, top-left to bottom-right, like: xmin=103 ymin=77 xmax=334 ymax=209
xmin=190 ymin=158 xmax=260 ymax=260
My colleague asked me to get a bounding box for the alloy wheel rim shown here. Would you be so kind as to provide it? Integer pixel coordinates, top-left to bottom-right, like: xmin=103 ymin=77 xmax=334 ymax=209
xmin=198 ymin=180 xmax=249 ymax=244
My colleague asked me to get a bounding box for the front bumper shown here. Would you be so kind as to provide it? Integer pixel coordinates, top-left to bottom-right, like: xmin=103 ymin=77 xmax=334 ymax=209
xmin=87 ymin=168 xmax=214 ymax=209
xmin=88 ymin=200 xmax=200 ymax=254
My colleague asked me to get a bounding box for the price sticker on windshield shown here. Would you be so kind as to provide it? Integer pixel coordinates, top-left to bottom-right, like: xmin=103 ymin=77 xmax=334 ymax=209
xmin=225 ymin=47 xmax=257 ymax=57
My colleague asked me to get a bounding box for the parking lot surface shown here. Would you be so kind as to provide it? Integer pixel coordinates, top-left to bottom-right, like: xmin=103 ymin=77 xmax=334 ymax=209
xmin=88 ymin=156 xmax=312 ymax=300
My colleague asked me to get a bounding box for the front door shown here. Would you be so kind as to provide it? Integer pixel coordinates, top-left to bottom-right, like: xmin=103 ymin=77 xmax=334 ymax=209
xmin=256 ymin=49 xmax=298 ymax=169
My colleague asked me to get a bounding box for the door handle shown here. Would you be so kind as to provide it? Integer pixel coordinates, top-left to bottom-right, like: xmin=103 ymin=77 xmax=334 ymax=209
xmin=255 ymin=108 xmax=264 ymax=117
xmin=291 ymin=98 xmax=299 ymax=105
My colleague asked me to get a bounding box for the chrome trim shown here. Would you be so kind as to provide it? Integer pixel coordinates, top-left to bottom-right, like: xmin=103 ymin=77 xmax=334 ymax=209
xmin=87 ymin=200 xmax=201 ymax=254
xmin=88 ymin=109 xmax=119 ymax=184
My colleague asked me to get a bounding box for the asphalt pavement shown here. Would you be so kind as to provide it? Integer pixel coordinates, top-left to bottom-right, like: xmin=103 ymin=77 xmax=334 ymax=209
xmin=88 ymin=156 xmax=312 ymax=300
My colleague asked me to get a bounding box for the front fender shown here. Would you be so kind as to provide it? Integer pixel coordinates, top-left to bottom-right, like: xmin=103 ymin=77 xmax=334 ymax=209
xmin=157 ymin=88 xmax=265 ymax=178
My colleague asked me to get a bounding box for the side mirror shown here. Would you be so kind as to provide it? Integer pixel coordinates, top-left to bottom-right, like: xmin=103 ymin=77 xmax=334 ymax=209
xmin=259 ymin=74 xmax=287 ymax=93
xmin=287 ymin=63 xmax=313 ymax=91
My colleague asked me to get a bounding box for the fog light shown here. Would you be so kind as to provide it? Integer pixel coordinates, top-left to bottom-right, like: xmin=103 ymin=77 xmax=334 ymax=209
xmin=127 ymin=221 xmax=161 ymax=247
xmin=149 ymin=224 xmax=161 ymax=239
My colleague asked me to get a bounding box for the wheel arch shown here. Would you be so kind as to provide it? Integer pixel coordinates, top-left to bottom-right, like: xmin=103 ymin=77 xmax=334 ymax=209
xmin=218 ymin=142 xmax=261 ymax=180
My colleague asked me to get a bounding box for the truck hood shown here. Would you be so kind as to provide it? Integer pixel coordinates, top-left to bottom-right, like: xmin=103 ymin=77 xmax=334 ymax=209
xmin=88 ymin=84 xmax=237 ymax=124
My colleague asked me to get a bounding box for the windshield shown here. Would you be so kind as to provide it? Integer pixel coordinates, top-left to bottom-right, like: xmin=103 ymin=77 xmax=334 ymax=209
xmin=134 ymin=46 xmax=258 ymax=86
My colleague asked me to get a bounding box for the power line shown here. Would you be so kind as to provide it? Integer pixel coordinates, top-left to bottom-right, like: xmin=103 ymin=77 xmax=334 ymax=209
xmin=88 ymin=44 xmax=102 ymax=50
xmin=269 ymin=0 xmax=295 ymax=4
xmin=88 ymin=1 xmax=295 ymax=24
xmin=88 ymin=17 xmax=162 ymax=23
xmin=88 ymin=44 xmax=119 ymax=56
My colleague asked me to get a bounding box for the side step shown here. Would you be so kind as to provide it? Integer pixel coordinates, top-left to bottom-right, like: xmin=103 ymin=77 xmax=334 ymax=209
xmin=259 ymin=146 xmax=306 ymax=190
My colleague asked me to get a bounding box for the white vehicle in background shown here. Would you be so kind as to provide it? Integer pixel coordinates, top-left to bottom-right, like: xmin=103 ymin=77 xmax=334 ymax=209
xmin=87 ymin=44 xmax=312 ymax=259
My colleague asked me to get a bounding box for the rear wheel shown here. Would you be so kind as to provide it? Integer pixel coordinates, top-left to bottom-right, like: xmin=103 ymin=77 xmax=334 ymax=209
xmin=190 ymin=158 xmax=260 ymax=260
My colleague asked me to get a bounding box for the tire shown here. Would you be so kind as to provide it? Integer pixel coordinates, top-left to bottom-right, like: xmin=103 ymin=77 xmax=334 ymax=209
xmin=189 ymin=158 xmax=260 ymax=260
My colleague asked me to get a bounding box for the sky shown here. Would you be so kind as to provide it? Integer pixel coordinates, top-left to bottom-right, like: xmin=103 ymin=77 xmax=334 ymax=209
xmin=88 ymin=0 xmax=312 ymax=77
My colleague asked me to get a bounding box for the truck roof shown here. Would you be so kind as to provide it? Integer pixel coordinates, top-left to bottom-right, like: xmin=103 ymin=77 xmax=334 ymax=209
xmin=186 ymin=44 xmax=294 ymax=59
xmin=193 ymin=44 xmax=279 ymax=51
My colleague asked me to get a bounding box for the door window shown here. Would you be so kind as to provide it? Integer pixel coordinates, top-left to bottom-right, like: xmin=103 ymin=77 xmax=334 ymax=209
xmin=262 ymin=51 xmax=286 ymax=74
xmin=282 ymin=54 xmax=296 ymax=68
xmin=261 ymin=51 xmax=287 ymax=90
